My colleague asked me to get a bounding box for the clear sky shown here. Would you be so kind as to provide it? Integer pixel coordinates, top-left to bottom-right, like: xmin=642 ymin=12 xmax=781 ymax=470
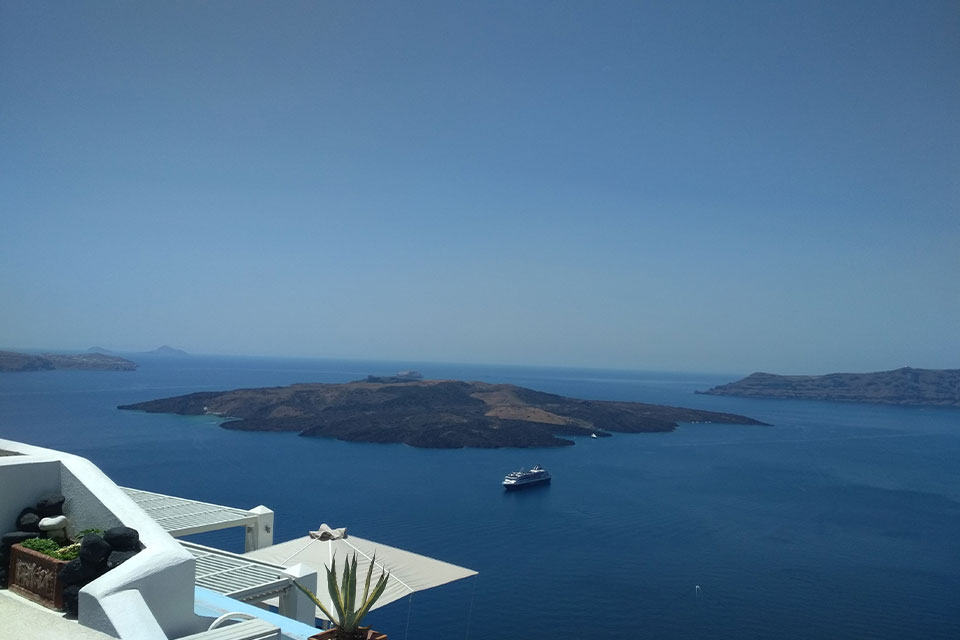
xmin=1 ymin=1 xmax=957 ymax=374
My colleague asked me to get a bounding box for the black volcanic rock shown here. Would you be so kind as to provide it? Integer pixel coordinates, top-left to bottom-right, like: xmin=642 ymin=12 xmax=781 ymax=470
xmin=2 ymin=531 xmax=41 ymax=550
xmin=16 ymin=508 xmax=40 ymax=532
xmin=36 ymin=493 xmax=65 ymax=518
xmin=698 ymin=367 xmax=960 ymax=407
xmin=106 ymin=549 xmax=139 ymax=570
xmin=104 ymin=526 xmax=139 ymax=552
xmin=59 ymin=558 xmax=102 ymax=586
xmin=79 ymin=534 xmax=112 ymax=568
xmin=119 ymin=379 xmax=767 ymax=449
xmin=62 ymin=584 xmax=81 ymax=616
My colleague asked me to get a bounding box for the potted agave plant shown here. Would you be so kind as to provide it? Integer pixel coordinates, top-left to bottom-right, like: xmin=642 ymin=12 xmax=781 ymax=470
xmin=295 ymin=553 xmax=390 ymax=640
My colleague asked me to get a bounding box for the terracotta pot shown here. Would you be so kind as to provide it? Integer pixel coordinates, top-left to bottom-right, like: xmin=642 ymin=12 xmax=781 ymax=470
xmin=7 ymin=543 xmax=69 ymax=610
xmin=309 ymin=626 xmax=387 ymax=640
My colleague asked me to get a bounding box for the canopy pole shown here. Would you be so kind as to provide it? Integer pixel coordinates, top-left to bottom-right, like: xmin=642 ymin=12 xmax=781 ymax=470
xmin=402 ymin=593 xmax=413 ymax=640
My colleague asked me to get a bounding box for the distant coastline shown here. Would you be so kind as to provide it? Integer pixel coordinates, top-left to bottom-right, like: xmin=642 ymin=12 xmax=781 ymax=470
xmin=698 ymin=367 xmax=960 ymax=407
xmin=0 ymin=350 xmax=136 ymax=372
xmin=119 ymin=378 xmax=768 ymax=449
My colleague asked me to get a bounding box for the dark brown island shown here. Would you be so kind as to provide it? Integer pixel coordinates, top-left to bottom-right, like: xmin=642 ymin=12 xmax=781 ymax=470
xmin=118 ymin=378 xmax=768 ymax=449
xmin=698 ymin=367 xmax=960 ymax=407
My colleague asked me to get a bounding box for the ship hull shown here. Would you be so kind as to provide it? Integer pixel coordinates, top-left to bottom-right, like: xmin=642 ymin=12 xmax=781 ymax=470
xmin=503 ymin=477 xmax=551 ymax=490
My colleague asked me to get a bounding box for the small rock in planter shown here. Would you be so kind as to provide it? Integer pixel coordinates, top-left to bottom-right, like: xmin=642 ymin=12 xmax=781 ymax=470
xmin=16 ymin=508 xmax=41 ymax=532
xmin=79 ymin=533 xmax=112 ymax=568
xmin=36 ymin=493 xmax=66 ymax=518
xmin=104 ymin=526 xmax=140 ymax=552
xmin=62 ymin=584 xmax=81 ymax=617
xmin=106 ymin=549 xmax=139 ymax=570
xmin=59 ymin=558 xmax=104 ymax=586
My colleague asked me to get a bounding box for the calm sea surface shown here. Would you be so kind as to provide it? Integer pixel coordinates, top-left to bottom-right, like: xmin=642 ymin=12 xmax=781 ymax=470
xmin=1 ymin=356 xmax=958 ymax=639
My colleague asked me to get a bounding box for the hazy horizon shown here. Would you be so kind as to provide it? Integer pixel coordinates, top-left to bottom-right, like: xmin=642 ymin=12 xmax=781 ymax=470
xmin=1 ymin=342 xmax=951 ymax=378
xmin=2 ymin=2 xmax=957 ymax=375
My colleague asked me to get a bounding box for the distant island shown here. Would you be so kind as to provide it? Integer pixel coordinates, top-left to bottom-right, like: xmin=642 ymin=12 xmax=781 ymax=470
xmin=118 ymin=378 xmax=768 ymax=449
xmin=0 ymin=350 xmax=137 ymax=372
xmin=89 ymin=345 xmax=189 ymax=357
xmin=698 ymin=367 xmax=960 ymax=407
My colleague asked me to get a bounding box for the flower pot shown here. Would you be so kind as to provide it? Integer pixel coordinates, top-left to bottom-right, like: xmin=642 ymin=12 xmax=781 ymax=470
xmin=309 ymin=626 xmax=387 ymax=640
xmin=7 ymin=543 xmax=69 ymax=610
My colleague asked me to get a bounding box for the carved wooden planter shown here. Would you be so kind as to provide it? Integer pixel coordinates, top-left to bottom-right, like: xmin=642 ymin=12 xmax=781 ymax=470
xmin=7 ymin=543 xmax=68 ymax=610
xmin=309 ymin=627 xmax=387 ymax=640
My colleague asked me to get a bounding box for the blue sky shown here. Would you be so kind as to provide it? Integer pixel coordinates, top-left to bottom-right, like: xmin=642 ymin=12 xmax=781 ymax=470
xmin=1 ymin=1 xmax=957 ymax=374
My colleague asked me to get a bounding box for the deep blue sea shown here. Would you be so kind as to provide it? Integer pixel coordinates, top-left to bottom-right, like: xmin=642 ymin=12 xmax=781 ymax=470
xmin=2 ymin=356 xmax=959 ymax=639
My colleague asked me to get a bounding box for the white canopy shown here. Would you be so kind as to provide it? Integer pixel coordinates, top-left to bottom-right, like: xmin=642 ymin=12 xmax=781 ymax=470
xmin=244 ymin=526 xmax=477 ymax=620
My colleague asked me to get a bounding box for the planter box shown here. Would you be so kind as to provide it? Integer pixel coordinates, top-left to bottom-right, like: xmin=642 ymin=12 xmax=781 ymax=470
xmin=310 ymin=627 xmax=387 ymax=640
xmin=7 ymin=543 xmax=68 ymax=610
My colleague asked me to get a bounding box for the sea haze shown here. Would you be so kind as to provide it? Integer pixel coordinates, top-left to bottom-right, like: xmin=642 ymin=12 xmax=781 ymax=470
xmin=1 ymin=356 xmax=958 ymax=639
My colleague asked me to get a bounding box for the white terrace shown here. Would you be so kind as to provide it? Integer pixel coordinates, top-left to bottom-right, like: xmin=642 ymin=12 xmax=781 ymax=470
xmin=0 ymin=439 xmax=475 ymax=640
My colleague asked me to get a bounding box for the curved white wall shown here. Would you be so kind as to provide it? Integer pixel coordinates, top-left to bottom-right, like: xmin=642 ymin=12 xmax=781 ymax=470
xmin=0 ymin=439 xmax=204 ymax=639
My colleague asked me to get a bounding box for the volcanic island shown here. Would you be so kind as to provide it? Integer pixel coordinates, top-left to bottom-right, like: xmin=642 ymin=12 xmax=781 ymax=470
xmin=0 ymin=350 xmax=136 ymax=372
xmin=118 ymin=376 xmax=768 ymax=449
xmin=698 ymin=367 xmax=960 ymax=407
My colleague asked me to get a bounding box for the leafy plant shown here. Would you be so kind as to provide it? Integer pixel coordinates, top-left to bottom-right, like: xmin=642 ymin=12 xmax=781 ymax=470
xmin=55 ymin=541 xmax=81 ymax=560
xmin=20 ymin=537 xmax=80 ymax=560
xmin=294 ymin=553 xmax=390 ymax=639
xmin=21 ymin=537 xmax=60 ymax=556
xmin=75 ymin=528 xmax=103 ymax=540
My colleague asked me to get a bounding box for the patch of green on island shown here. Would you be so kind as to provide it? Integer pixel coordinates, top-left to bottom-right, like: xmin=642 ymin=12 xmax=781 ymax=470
xmin=698 ymin=367 xmax=960 ymax=407
xmin=118 ymin=378 xmax=768 ymax=449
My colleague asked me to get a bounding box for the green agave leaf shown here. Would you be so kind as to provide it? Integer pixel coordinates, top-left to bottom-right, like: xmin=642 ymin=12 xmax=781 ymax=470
xmin=293 ymin=580 xmax=337 ymax=625
xmin=326 ymin=557 xmax=346 ymax=625
xmin=346 ymin=554 xmax=358 ymax=623
xmin=340 ymin=556 xmax=350 ymax=611
xmin=311 ymin=552 xmax=392 ymax=632
xmin=360 ymin=553 xmax=376 ymax=608
xmin=353 ymin=569 xmax=390 ymax=625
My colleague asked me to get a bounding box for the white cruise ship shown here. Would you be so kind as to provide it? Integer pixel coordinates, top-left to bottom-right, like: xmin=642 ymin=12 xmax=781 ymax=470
xmin=502 ymin=465 xmax=551 ymax=490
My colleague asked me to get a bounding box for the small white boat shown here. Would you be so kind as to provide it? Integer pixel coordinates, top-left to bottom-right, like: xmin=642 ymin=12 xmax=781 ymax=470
xmin=590 ymin=433 xmax=598 ymax=439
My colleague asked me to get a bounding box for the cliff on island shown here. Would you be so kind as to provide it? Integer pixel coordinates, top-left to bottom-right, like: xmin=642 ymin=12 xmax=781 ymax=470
xmin=698 ymin=367 xmax=960 ymax=407
xmin=118 ymin=378 xmax=768 ymax=449
xmin=0 ymin=350 xmax=137 ymax=372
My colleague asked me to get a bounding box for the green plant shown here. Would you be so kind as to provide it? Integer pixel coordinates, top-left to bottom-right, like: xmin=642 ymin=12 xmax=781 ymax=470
xmin=294 ymin=553 xmax=390 ymax=639
xmin=20 ymin=537 xmax=81 ymax=561
xmin=75 ymin=528 xmax=103 ymax=540
xmin=55 ymin=541 xmax=81 ymax=560
xmin=21 ymin=537 xmax=60 ymax=556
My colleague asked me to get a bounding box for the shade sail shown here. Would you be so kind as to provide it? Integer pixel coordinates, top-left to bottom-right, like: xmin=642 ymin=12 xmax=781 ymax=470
xmin=244 ymin=527 xmax=477 ymax=619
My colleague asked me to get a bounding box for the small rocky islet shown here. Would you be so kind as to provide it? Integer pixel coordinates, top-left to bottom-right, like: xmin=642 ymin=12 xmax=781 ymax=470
xmin=118 ymin=377 xmax=768 ymax=449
